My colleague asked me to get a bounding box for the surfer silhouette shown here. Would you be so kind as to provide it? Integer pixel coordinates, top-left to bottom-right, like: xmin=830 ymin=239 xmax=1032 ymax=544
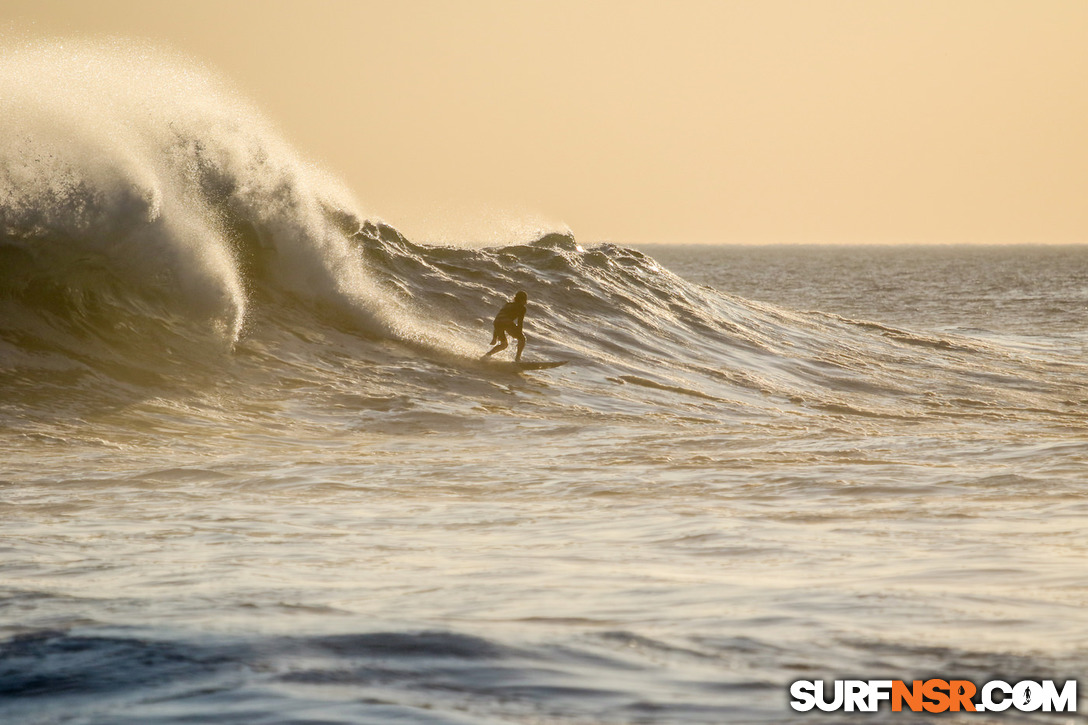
xmin=483 ymin=291 xmax=527 ymax=362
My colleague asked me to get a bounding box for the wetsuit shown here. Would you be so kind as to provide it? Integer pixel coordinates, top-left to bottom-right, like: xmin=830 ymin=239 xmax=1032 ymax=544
xmin=491 ymin=300 xmax=526 ymax=343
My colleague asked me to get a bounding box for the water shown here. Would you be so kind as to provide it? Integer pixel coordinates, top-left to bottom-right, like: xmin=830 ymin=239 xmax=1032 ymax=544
xmin=2 ymin=41 xmax=1088 ymax=724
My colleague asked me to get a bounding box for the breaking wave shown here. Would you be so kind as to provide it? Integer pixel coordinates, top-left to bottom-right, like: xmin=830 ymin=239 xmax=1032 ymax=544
xmin=0 ymin=40 xmax=1075 ymax=430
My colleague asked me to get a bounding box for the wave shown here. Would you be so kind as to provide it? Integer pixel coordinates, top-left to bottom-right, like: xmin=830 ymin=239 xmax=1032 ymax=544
xmin=0 ymin=41 xmax=1075 ymax=428
xmin=0 ymin=41 xmax=455 ymax=344
xmin=3 ymin=626 xmax=1074 ymax=724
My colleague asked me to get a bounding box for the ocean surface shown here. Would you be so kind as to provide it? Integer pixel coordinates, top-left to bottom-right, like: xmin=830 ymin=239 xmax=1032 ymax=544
xmin=2 ymin=42 xmax=1087 ymax=724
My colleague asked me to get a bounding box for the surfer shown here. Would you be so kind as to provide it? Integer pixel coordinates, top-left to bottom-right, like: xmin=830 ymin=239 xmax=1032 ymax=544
xmin=483 ymin=291 xmax=528 ymax=362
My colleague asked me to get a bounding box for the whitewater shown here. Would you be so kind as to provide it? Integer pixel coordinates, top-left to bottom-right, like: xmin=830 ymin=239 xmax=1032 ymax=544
xmin=2 ymin=42 xmax=1087 ymax=724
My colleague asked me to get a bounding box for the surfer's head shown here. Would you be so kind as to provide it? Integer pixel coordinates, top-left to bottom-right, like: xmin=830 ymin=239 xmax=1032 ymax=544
xmin=514 ymin=291 xmax=527 ymax=304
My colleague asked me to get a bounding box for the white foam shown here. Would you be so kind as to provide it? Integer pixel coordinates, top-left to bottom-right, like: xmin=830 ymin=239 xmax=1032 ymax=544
xmin=0 ymin=39 xmax=470 ymax=354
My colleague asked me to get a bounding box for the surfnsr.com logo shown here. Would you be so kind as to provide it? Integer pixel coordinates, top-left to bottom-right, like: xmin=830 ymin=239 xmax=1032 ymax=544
xmin=789 ymin=679 xmax=1077 ymax=713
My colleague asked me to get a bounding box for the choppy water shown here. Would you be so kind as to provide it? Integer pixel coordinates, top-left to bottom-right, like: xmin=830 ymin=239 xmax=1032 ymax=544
xmin=2 ymin=41 xmax=1087 ymax=724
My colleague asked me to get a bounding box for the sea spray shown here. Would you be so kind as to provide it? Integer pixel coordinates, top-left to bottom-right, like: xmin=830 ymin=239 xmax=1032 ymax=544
xmin=0 ymin=40 xmax=473 ymax=359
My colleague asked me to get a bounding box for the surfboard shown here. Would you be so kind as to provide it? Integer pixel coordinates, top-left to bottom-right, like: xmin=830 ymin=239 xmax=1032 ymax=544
xmin=513 ymin=361 xmax=568 ymax=370
xmin=484 ymin=360 xmax=568 ymax=372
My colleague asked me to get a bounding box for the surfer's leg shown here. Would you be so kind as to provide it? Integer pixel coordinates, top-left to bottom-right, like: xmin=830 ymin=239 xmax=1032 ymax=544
xmin=513 ymin=330 xmax=526 ymax=362
xmin=484 ymin=328 xmax=508 ymax=358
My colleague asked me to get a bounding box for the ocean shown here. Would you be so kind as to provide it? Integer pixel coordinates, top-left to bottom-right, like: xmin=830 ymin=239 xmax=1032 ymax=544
xmin=2 ymin=42 xmax=1087 ymax=724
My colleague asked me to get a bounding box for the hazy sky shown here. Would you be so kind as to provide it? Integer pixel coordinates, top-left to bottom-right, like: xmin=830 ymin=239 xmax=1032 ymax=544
xmin=3 ymin=1 xmax=1087 ymax=245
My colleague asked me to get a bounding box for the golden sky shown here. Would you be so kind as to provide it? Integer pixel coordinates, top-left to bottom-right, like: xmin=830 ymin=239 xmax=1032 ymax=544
xmin=3 ymin=0 xmax=1087 ymax=244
